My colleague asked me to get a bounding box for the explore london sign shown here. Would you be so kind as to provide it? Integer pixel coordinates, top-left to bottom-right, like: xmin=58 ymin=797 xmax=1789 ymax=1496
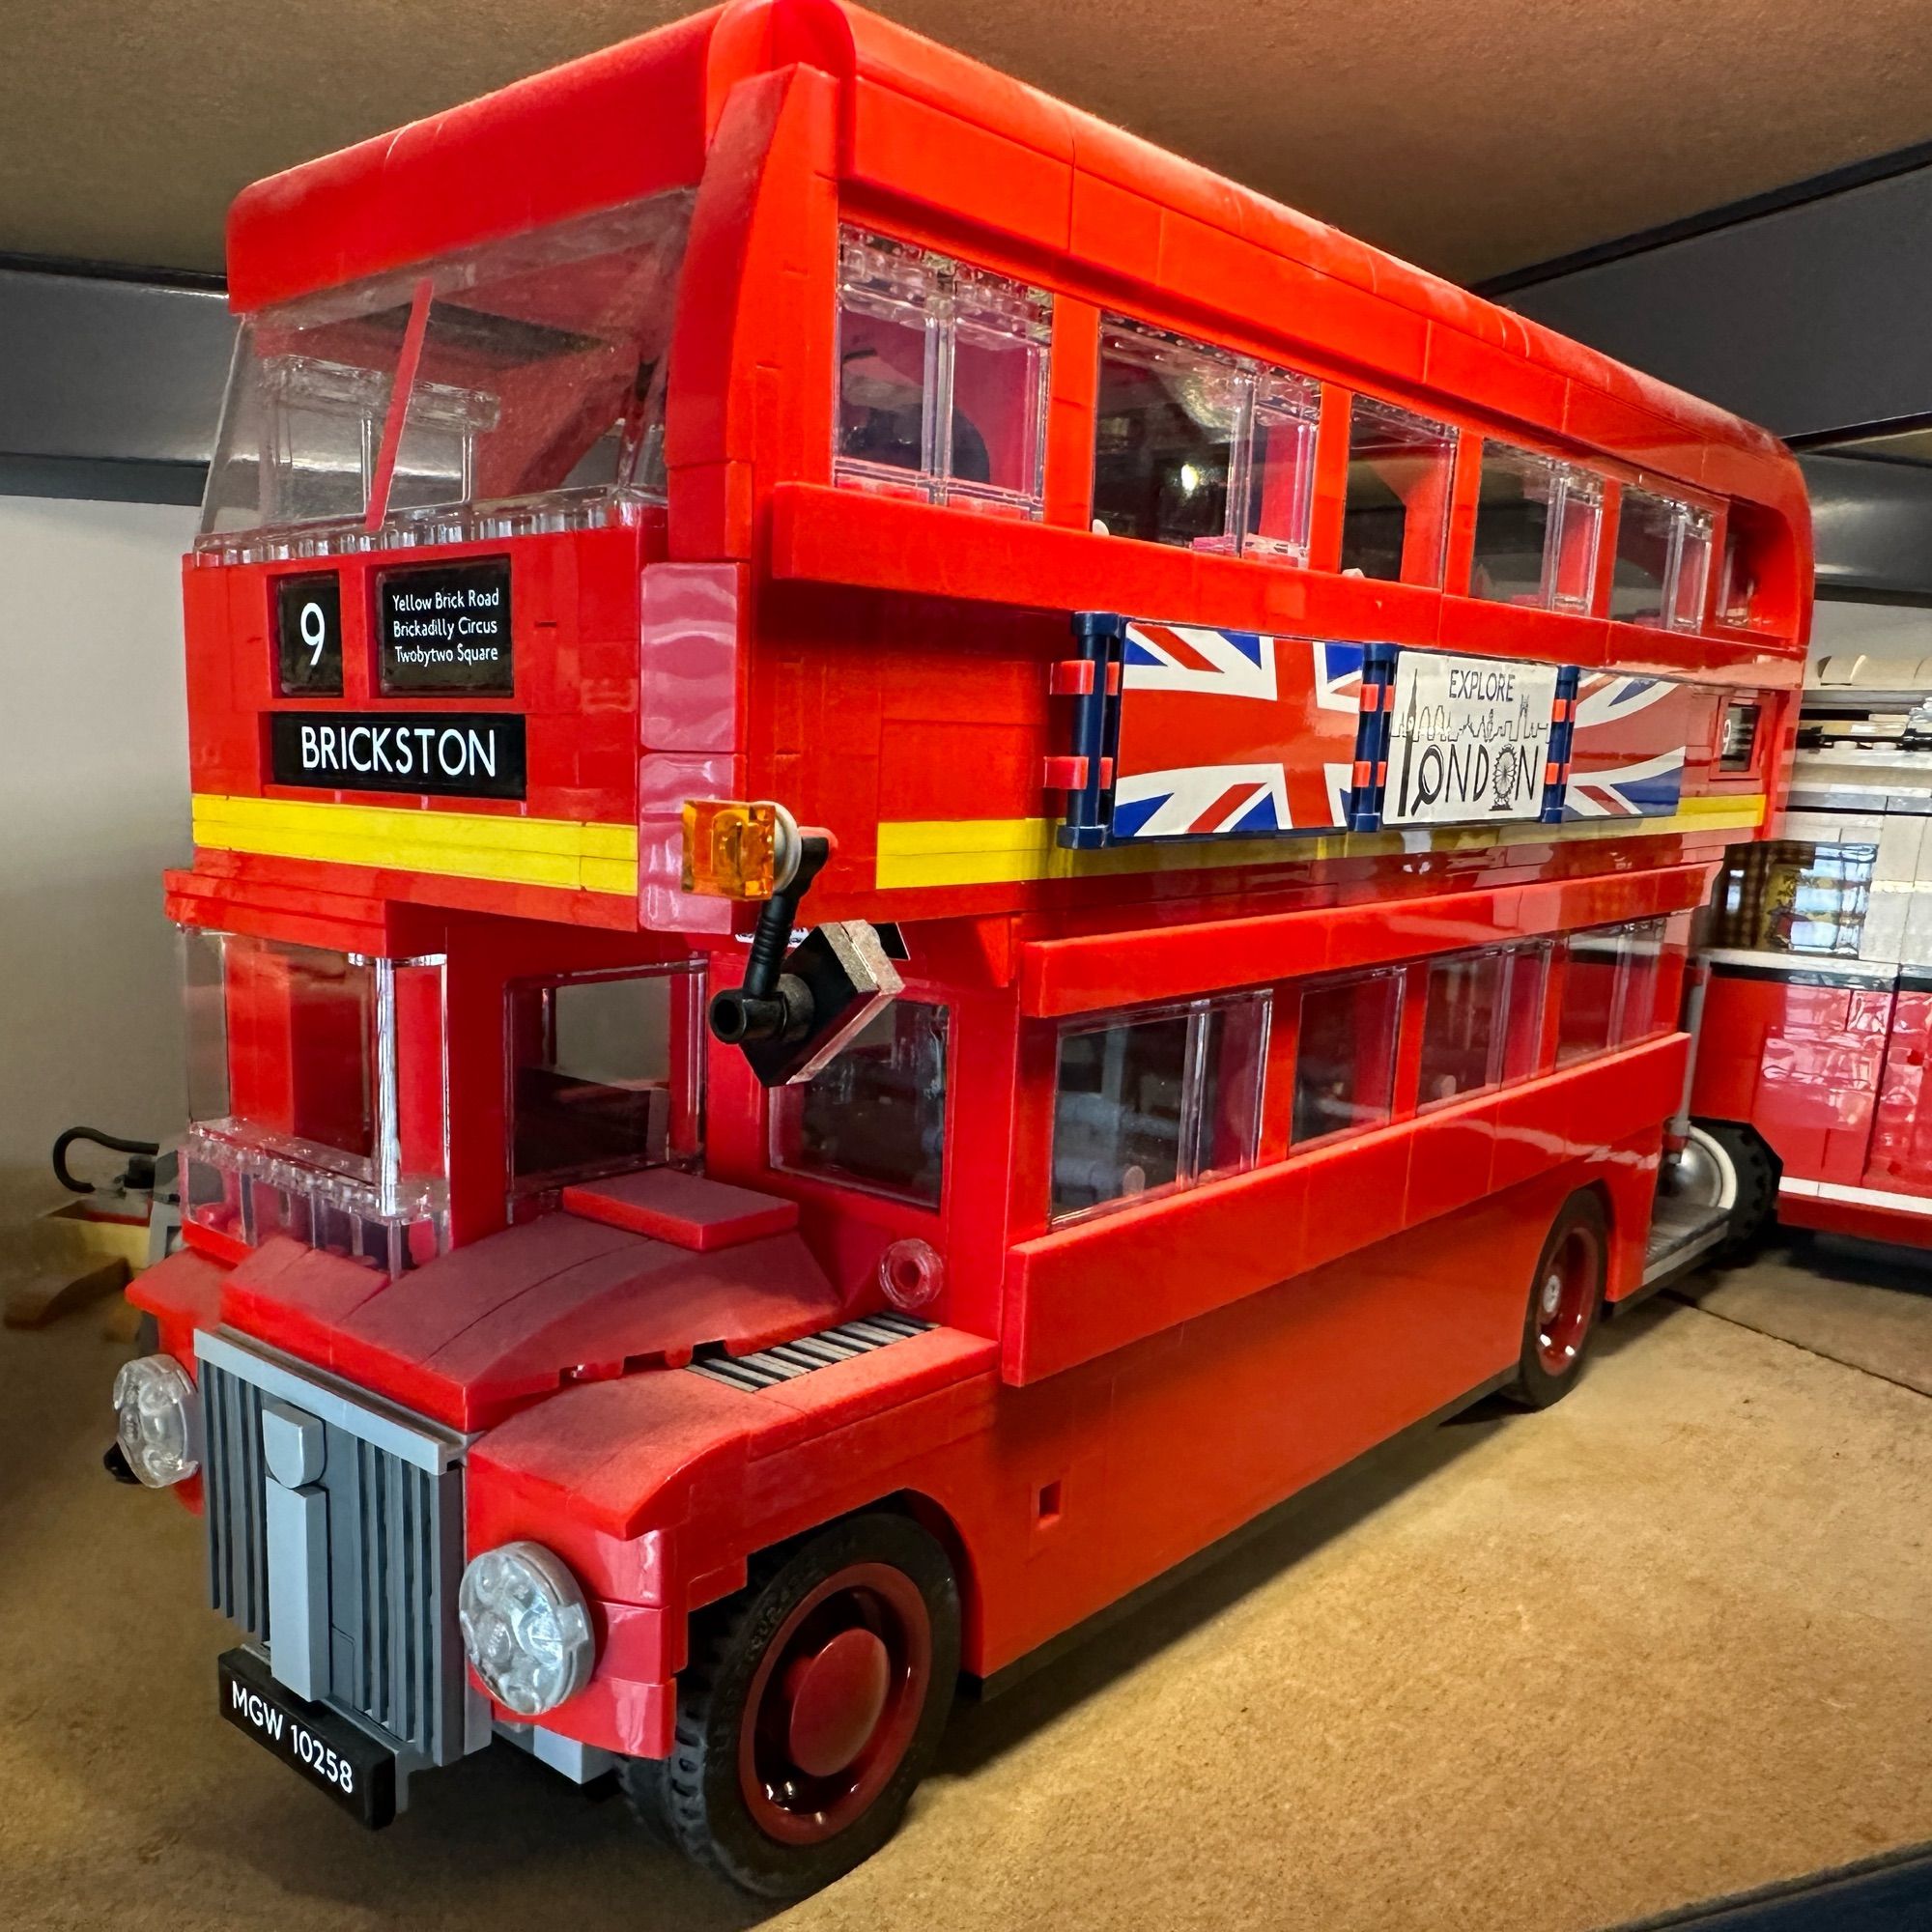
xmin=1380 ymin=651 xmax=1559 ymax=828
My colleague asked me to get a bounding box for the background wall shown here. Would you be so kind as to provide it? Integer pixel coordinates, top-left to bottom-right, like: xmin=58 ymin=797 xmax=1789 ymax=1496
xmin=1809 ymin=598 xmax=1932 ymax=666
xmin=0 ymin=496 xmax=194 ymax=1225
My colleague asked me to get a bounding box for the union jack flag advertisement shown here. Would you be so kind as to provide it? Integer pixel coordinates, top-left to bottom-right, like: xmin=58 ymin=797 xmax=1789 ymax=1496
xmin=1562 ymin=673 xmax=1720 ymax=820
xmin=1108 ymin=623 xmax=1365 ymax=839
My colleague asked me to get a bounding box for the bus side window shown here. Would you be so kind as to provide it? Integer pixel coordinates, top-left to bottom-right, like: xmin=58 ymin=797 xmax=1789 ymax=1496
xmin=1469 ymin=443 xmax=1603 ymax=611
xmin=1555 ymin=926 xmax=1631 ymax=1065
xmin=1610 ymin=487 xmax=1711 ymax=630
xmin=771 ymin=999 xmax=950 ymax=1206
xmin=1339 ymin=397 xmax=1455 ymax=585
xmin=1417 ymin=950 xmax=1506 ymax=1109
xmin=1050 ymin=994 xmax=1266 ymax=1222
xmin=1618 ymin=919 xmax=1668 ymax=1044
xmin=1091 ymin=319 xmax=1244 ymax=550
xmin=835 ymin=228 xmax=1050 ymax=519
xmin=1499 ymin=941 xmax=1552 ymax=1083
xmin=1290 ymin=970 xmax=1403 ymax=1146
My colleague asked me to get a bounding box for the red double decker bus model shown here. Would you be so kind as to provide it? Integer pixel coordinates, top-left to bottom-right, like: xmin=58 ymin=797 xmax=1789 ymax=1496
xmin=115 ymin=0 xmax=1809 ymax=1896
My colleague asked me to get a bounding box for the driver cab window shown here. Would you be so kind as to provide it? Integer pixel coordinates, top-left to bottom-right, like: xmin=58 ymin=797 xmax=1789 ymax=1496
xmin=507 ymin=966 xmax=702 ymax=1194
xmin=771 ymin=999 xmax=949 ymax=1206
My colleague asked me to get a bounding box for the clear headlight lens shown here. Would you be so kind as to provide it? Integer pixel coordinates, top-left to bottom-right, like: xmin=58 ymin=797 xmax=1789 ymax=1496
xmin=458 ymin=1541 xmax=596 ymax=1717
xmin=111 ymin=1353 xmax=201 ymax=1488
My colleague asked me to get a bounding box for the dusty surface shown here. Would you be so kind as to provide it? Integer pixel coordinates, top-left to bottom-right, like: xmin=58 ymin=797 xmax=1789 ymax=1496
xmin=1679 ymin=1237 xmax=1932 ymax=1398
xmin=0 ymin=1261 xmax=1927 ymax=1932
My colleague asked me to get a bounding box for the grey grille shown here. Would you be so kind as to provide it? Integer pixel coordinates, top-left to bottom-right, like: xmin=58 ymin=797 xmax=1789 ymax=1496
xmin=687 ymin=1313 xmax=932 ymax=1391
xmin=199 ymin=1344 xmax=468 ymax=1765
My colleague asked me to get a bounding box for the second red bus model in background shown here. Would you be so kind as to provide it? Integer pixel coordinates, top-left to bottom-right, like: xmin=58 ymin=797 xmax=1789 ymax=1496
xmin=114 ymin=0 xmax=1809 ymax=1897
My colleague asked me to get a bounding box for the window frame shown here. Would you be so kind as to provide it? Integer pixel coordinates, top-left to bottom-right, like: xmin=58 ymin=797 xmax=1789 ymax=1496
xmin=1467 ymin=440 xmax=1604 ymax=612
xmin=833 ymin=226 xmax=1053 ymax=520
xmin=1288 ymin=965 xmax=1406 ymax=1150
xmin=503 ymin=961 xmax=705 ymax=1199
xmin=769 ymin=993 xmax=954 ymax=1209
xmin=1338 ymin=393 xmax=1459 ymax=587
xmin=1089 ymin=312 xmax=1322 ymax=563
xmin=1609 ymin=484 xmax=1716 ymax=632
xmin=1047 ymin=988 xmax=1270 ymax=1227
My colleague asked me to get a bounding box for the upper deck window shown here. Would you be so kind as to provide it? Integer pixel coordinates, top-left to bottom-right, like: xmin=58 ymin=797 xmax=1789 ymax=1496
xmin=1469 ymin=443 xmax=1603 ymax=611
xmin=1091 ymin=320 xmax=1321 ymax=562
xmin=1340 ymin=398 xmax=1455 ymax=584
xmin=835 ymin=230 xmax=1051 ymax=518
xmin=199 ymin=189 xmax=695 ymax=554
xmin=1610 ymin=486 xmax=1714 ymax=631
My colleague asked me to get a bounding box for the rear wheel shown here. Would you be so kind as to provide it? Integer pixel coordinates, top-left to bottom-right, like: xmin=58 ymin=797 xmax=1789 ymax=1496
xmin=1688 ymin=1118 xmax=1779 ymax=1261
xmin=625 ymin=1511 xmax=959 ymax=1899
xmin=1501 ymin=1191 xmax=1608 ymax=1409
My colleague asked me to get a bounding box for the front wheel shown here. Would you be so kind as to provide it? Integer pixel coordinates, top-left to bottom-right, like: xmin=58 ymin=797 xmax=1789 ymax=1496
xmin=625 ymin=1510 xmax=959 ymax=1899
xmin=1500 ymin=1190 xmax=1608 ymax=1409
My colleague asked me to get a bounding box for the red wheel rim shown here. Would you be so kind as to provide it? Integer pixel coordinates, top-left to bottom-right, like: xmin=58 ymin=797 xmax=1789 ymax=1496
xmin=1533 ymin=1224 xmax=1601 ymax=1377
xmin=738 ymin=1561 xmax=932 ymax=1847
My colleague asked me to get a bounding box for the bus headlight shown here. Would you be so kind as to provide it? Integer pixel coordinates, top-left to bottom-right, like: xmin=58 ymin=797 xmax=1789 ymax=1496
xmin=111 ymin=1354 xmax=201 ymax=1488
xmin=458 ymin=1541 xmax=596 ymax=1716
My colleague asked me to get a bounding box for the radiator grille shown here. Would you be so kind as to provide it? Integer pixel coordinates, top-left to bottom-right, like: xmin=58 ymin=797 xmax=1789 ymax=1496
xmin=199 ymin=1351 xmax=465 ymax=1764
xmin=687 ymin=1312 xmax=932 ymax=1391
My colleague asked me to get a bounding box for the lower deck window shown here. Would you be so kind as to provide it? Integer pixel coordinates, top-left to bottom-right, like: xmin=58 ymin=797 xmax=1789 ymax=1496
xmin=1051 ymin=994 xmax=1266 ymax=1221
xmin=508 ymin=968 xmax=699 ymax=1192
xmin=772 ymin=1000 xmax=949 ymax=1206
xmin=1555 ymin=919 xmax=1671 ymax=1065
xmin=1291 ymin=971 xmax=1402 ymax=1146
xmin=1417 ymin=951 xmax=1506 ymax=1107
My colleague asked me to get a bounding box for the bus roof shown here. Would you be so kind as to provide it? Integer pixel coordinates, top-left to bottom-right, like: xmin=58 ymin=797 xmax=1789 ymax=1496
xmin=226 ymin=0 xmax=1799 ymax=520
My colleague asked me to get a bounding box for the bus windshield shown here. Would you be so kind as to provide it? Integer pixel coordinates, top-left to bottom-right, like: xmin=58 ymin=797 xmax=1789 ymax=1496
xmin=199 ymin=187 xmax=695 ymax=552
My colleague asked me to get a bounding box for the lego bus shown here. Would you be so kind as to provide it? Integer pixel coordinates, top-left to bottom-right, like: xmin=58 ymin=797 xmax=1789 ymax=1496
xmin=115 ymin=0 xmax=1809 ymax=1897
xmin=1690 ymin=656 xmax=1932 ymax=1250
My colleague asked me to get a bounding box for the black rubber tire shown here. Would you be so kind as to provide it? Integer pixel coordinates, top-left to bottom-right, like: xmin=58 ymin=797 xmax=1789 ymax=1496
xmin=1693 ymin=1118 xmax=1780 ymax=1263
xmin=1500 ymin=1189 xmax=1609 ymax=1410
xmin=622 ymin=1510 xmax=959 ymax=1899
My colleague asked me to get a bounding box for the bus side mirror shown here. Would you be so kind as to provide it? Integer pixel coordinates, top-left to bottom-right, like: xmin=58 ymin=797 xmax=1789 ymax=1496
xmin=704 ymin=831 xmax=902 ymax=1087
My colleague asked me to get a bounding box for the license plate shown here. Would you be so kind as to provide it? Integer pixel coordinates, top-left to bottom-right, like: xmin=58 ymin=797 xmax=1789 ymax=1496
xmin=217 ymin=1648 xmax=398 ymax=1828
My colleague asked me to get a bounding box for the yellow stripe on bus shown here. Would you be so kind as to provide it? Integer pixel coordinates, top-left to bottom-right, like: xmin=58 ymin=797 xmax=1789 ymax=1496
xmin=190 ymin=794 xmax=639 ymax=895
xmin=875 ymin=795 xmax=1766 ymax=891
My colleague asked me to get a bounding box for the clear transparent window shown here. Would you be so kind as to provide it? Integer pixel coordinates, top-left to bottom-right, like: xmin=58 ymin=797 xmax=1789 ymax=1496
xmin=509 ymin=967 xmax=702 ymax=1193
xmin=1469 ymin=443 xmax=1602 ymax=611
xmin=182 ymin=930 xmax=449 ymax=1270
xmin=1091 ymin=319 xmax=1321 ymax=562
xmin=772 ymin=999 xmax=949 ymax=1206
xmin=1670 ymin=508 xmax=1714 ymax=631
xmin=1417 ymin=951 xmax=1506 ymax=1109
xmin=1618 ymin=919 xmax=1668 ymax=1043
xmin=1241 ymin=370 xmax=1321 ymax=562
xmin=1340 ymin=397 xmax=1455 ymax=584
xmin=1291 ymin=971 xmax=1403 ymax=1146
xmin=1092 ymin=320 xmax=1244 ymax=550
xmin=200 ymin=189 xmax=694 ymax=553
xmin=1555 ymin=930 xmax=1625 ymax=1065
xmin=1610 ymin=486 xmax=1710 ymax=630
xmin=835 ymin=230 xmax=1050 ymax=518
xmin=1050 ymin=994 xmax=1267 ymax=1221
xmin=1500 ymin=942 xmax=1552 ymax=1083
xmin=1713 ymin=840 xmax=1877 ymax=958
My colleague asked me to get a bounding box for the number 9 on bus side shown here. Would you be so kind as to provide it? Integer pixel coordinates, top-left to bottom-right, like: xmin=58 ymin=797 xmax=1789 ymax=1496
xmin=275 ymin=573 xmax=343 ymax=696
